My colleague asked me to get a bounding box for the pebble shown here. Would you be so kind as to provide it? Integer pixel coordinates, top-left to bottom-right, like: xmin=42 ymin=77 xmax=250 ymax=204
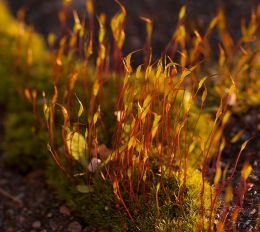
xmin=32 ymin=221 xmax=41 ymax=229
xmin=68 ymin=221 xmax=82 ymax=232
xmin=244 ymin=115 xmax=252 ymax=123
xmin=46 ymin=212 xmax=53 ymax=218
xmin=6 ymin=209 xmax=14 ymax=216
xmin=82 ymin=226 xmax=97 ymax=232
xmin=6 ymin=226 xmax=14 ymax=232
xmin=0 ymin=178 xmax=8 ymax=185
xmin=249 ymin=208 xmax=257 ymax=215
xmin=49 ymin=220 xmax=58 ymax=231
xmin=16 ymin=192 xmax=25 ymax=200
xmin=59 ymin=205 xmax=71 ymax=216
xmin=18 ymin=216 xmax=26 ymax=224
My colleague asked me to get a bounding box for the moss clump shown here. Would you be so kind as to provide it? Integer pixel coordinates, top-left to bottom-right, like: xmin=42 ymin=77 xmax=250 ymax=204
xmin=3 ymin=111 xmax=48 ymax=173
xmin=137 ymin=169 xmax=213 ymax=232
xmin=0 ymin=1 xmax=49 ymax=102
xmin=0 ymin=1 xmax=51 ymax=172
xmin=47 ymin=160 xmax=126 ymax=232
xmin=47 ymin=158 xmax=214 ymax=231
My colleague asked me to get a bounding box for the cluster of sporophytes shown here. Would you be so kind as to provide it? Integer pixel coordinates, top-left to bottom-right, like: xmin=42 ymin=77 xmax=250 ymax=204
xmin=0 ymin=0 xmax=257 ymax=230
xmin=42 ymin=2 xmax=237 ymax=231
xmin=212 ymin=7 xmax=260 ymax=112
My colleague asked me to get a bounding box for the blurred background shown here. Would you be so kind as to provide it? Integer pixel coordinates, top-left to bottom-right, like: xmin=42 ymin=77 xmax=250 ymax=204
xmin=5 ymin=0 xmax=259 ymax=57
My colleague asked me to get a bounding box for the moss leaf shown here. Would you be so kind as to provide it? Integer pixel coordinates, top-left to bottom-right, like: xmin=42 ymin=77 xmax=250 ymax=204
xmin=76 ymin=185 xmax=94 ymax=193
xmin=67 ymin=132 xmax=88 ymax=167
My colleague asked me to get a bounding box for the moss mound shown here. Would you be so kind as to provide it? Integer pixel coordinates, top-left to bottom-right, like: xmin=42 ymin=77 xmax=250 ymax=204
xmin=48 ymin=160 xmax=214 ymax=231
xmin=0 ymin=1 xmax=51 ymax=172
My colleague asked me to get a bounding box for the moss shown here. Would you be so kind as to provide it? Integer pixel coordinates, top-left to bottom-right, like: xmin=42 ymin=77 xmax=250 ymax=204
xmin=132 ymin=167 xmax=214 ymax=231
xmin=47 ymin=160 xmax=126 ymax=232
xmin=0 ymin=2 xmax=218 ymax=230
xmin=0 ymin=1 xmax=49 ymax=100
xmin=3 ymin=111 xmax=48 ymax=173
xmin=47 ymin=158 xmax=214 ymax=231
xmin=0 ymin=1 xmax=51 ymax=172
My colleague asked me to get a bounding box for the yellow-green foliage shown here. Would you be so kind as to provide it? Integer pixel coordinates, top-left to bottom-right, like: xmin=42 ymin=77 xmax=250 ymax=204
xmin=0 ymin=1 xmax=51 ymax=171
xmin=48 ymin=160 xmax=214 ymax=231
xmin=0 ymin=1 xmax=49 ymax=95
xmin=128 ymin=167 xmax=214 ymax=232
xmin=199 ymin=8 xmax=260 ymax=112
xmin=42 ymin=4 xmax=223 ymax=228
xmin=45 ymin=55 xmax=219 ymax=230
xmin=4 ymin=112 xmax=48 ymax=172
xmin=0 ymin=2 xmax=223 ymax=230
xmin=47 ymin=161 xmax=125 ymax=232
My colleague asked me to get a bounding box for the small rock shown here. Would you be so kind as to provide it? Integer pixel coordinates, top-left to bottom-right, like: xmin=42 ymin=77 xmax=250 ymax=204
xmin=82 ymin=226 xmax=97 ymax=232
xmin=68 ymin=221 xmax=82 ymax=232
xmin=18 ymin=216 xmax=26 ymax=224
xmin=46 ymin=212 xmax=53 ymax=218
xmin=49 ymin=220 xmax=58 ymax=230
xmin=0 ymin=179 xmax=8 ymax=185
xmin=32 ymin=221 xmax=41 ymax=229
xmin=6 ymin=226 xmax=14 ymax=232
xmin=16 ymin=192 xmax=25 ymax=200
xmin=6 ymin=209 xmax=14 ymax=216
xmin=59 ymin=205 xmax=71 ymax=216
xmin=87 ymin=158 xmax=101 ymax=172
xmin=250 ymin=208 xmax=257 ymax=215
xmin=244 ymin=115 xmax=252 ymax=123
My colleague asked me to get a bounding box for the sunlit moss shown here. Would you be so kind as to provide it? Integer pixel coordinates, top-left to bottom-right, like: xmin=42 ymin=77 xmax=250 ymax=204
xmin=0 ymin=1 xmax=51 ymax=171
xmin=47 ymin=160 xmax=214 ymax=231
xmin=3 ymin=111 xmax=48 ymax=172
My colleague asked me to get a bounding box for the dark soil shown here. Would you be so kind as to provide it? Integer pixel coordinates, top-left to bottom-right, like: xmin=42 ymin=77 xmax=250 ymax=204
xmin=0 ymin=107 xmax=97 ymax=232
xmin=0 ymin=165 xmax=92 ymax=232
xmin=220 ymin=107 xmax=260 ymax=231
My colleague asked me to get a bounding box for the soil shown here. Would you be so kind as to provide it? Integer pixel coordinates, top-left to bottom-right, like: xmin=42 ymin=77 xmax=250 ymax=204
xmin=1 ymin=0 xmax=260 ymax=231
xmin=220 ymin=107 xmax=260 ymax=231
xmin=0 ymin=107 xmax=94 ymax=232
xmin=0 ymin=165 xmax=93 ymax=232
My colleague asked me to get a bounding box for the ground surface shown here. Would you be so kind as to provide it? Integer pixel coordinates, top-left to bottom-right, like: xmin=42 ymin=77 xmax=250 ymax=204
xmin=1 ymin=0 xmax=260 ymax=231
xmin=221 ymin=107 xmax=260 ymax=231
xmin=0 ymin=109 xmax=98 ymax=232
xmin=0 ymin=106 xmax=259 ymax=232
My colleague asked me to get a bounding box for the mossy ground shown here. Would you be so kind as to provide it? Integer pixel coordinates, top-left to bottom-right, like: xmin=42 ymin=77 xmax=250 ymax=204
xmin=0 ymin=1 xmax=232 ymax=231
xmin=0 ymin=2 xmax=217 ymax=230
xmin=47 ymin=159 xmax=214 ymax=231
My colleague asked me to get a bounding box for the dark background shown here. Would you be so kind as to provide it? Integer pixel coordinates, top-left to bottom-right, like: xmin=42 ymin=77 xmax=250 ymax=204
xmin=5 ymin=0 xmax=260 ymax=56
